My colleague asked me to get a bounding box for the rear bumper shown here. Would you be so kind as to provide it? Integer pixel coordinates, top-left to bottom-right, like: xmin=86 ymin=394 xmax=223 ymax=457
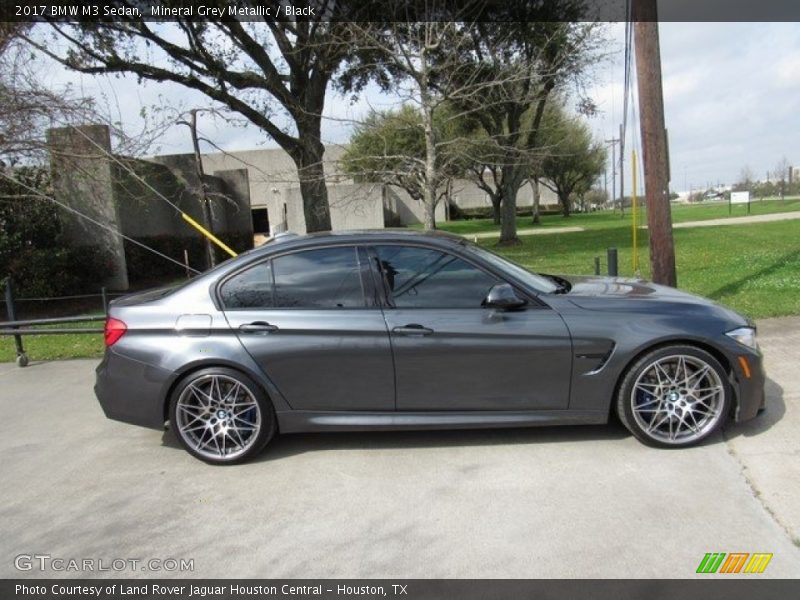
xmin=94 ymin=350 xmax=171 ymax=430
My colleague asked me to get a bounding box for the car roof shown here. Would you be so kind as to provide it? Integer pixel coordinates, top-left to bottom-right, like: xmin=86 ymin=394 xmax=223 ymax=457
xmin=186 ymin=228 xmax=471 ymax=285
xmin=262 ymin=228 xmax=468 ymax=250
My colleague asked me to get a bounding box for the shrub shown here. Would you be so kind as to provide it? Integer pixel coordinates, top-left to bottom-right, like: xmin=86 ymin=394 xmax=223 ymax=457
xmin=123 ymin=231 xmax=254 ymax=285
xmin=4 ymin=245 xmax=116 ymax=298
xmin=0 ymin=167 xmax=117 ymax=297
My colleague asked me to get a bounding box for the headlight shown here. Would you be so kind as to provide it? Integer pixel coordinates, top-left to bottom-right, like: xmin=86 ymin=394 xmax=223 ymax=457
xmin=726 ymin=326 xmax=758 ymax=350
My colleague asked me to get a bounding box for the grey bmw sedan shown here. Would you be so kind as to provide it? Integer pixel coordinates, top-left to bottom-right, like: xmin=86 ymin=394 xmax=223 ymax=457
xmin=95 ymin=230 xmax=765 ymax=464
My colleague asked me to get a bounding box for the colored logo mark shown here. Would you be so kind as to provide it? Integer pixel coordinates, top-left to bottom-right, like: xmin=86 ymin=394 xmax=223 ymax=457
xmin=696 ymin=552 xmax=773 ymax=574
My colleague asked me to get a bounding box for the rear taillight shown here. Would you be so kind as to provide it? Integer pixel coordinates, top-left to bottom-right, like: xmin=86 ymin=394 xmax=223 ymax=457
xmin=104 ymin=317 xmax=127 ymax=347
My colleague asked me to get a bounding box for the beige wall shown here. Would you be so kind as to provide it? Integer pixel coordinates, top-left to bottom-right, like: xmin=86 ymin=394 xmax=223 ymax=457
xmin=383 ymin=187 xmax=447 ymax=225
xmin=200 ymin=146 xmax=349 ymax=235
xmin=450 ymin=178 xmax=560 ymax=210
xmin=196 ymin=144 xmax=560 ymax=233
xmin=283 ymin=183 xmax=384 ymax=232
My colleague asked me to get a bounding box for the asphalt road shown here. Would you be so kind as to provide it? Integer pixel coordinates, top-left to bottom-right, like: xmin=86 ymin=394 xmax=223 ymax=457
xmin=1 ymin=318 xmax=799 ymax=579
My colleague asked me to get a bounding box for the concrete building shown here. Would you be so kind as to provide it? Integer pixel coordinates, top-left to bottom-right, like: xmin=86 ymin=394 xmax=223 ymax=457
xmin=48 ymin=125 xmax=560 ymax=289
xmin=198 ymin=145 xmax=558 ymax=236
xmin=48 ymin=125 xmax=254 ymax=289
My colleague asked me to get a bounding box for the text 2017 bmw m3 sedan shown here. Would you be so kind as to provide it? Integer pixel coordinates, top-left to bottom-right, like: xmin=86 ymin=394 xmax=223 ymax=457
xmin=95 ymin=230 xmax=765 ymax=464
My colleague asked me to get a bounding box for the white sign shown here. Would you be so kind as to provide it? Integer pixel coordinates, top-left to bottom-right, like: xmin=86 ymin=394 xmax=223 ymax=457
xmin=731 ymin=191 xmax=750 ymax=204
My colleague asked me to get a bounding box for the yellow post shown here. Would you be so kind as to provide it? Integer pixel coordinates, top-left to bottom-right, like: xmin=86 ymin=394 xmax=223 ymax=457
xmin=632 ymin=150 xmax=638 ymax=273
xmin=181 ymin=213 xmax=238 ymax=258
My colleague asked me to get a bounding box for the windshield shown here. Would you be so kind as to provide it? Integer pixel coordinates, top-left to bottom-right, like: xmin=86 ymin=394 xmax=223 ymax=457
xmin=463 ymin=244 xmax=559 ymax=294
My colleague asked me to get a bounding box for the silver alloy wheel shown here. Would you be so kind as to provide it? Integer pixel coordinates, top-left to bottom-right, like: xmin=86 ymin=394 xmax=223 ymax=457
xmin=630 ymin=354 xmax=725 ymax=445
xmin=175 ymin=374 xmax=262 ymax=461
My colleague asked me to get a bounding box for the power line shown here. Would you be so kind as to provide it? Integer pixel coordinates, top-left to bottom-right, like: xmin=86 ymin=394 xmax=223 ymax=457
xmin=621 ymin=2 xmax=634 ymax=150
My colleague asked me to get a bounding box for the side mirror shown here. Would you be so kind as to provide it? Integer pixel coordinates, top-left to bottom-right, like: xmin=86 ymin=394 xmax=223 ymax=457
xmin=482 ymin=283 xmax=527 ymax=310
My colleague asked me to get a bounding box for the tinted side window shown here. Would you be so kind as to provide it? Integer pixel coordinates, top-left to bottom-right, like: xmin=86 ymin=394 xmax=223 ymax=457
xmin=375 ymin=245 xmax=498 ymax=308
xmin=273 ymin=247 xmax=365 ymax=308
xmin=220 ymin=262 xmax=273 ymax=309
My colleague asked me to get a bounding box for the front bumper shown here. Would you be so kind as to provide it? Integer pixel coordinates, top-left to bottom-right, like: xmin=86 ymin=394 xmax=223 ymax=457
xmin=730 ymin=348 xmax=766 ymax=423
xmin=94 ymin=350 xmax=171 ymax=430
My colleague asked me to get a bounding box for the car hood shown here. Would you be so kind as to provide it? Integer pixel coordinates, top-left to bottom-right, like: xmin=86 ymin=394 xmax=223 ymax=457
xmin=558 ymin=275 xmax=749 ymax=325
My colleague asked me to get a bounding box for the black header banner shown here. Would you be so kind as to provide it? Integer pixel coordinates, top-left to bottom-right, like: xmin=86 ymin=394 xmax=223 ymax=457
xmin=2 ymin=0 xmax=800 ymax=23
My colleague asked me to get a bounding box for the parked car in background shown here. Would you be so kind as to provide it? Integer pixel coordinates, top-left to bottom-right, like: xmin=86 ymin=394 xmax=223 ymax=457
xmin=95 ymin=230 xmax=765 ymax=464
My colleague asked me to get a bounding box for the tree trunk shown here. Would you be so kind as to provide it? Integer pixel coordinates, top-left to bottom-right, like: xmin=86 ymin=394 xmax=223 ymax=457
xmin=560 ymin=192 xmax=571 ymax=217
xmin=294 ymin=136 xmax=332 ymax=232
xmin=498 ymin=173 xmax=521 ymax=246
xmin=421 ymin=101 xmax=438 ymax=231
xmin=531 ymin=177 xmax=541 ymax=225
xmin=491 ymin=195 xmax=502 ymax=225
xmin=422 ymin=199 xmax=436 ymax=230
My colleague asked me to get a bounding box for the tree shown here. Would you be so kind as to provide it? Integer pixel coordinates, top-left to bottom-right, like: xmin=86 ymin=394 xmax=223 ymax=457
xmin=1 ymin=25 xmax=94 ymax=166
xmin=23 ymin=3 xmax=369 ymax=232
xmin=540 ymin=113 xmax=607 ymax=217
xmin=341 ymin=105 xmax=465 ymax=228
xmin=734 ymin=165 xmax=754 ymax=192
xmin=339 ymin=6 xmax=603 ymax=242
xmin=0 ymin=166 xmax=116 ymax=297
xmin=448 ymin=16 xmax=604 ymax=244
xmin=773 ymin=156 xmax=791 ymax=199
xmin=339 ymin=19 xmax=496 ymax=230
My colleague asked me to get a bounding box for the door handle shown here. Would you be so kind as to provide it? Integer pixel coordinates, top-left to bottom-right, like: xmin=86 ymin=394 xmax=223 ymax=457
xmin=239 ymin=321 xmax=279 ymax=334
xmin=392 ymin=324 xmax=434 ymax=336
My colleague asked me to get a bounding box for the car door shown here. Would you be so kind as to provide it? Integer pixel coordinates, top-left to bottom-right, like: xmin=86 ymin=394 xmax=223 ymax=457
xmin=372 ymin=244 xmax=573 ymax=411
xmin=219 ymin=245 xmax=394 ymax=411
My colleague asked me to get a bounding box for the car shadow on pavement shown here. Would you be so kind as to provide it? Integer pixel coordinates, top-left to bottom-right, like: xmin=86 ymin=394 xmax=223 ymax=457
xmin=160 ymin=419 xmax=632 ymax=459
xmin=722 ymin=376 xmax=786 ymax=441
xmin=158 ymin=380 xmax=784 ymax=460
xmin=261 ymin=423 xmax=636 ymax=462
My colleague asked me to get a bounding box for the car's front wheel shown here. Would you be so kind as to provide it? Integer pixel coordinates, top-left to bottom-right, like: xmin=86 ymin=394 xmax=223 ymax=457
xmin=169 ymin=367 xmax=275 ymax=464
xmin=617 ymin=345 xmax=730 ymax=448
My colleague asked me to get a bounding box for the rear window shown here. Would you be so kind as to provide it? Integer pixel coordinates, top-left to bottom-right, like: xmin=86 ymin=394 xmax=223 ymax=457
xmin=220 ymin=246 xmax=366 ymax=309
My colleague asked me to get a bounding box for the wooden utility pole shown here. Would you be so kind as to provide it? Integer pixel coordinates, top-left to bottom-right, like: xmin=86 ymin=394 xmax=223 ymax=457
xmin=634 ymin=0 xmax=676 ymax=286
xmin=185 ymin=109 xmax=216 ymax=268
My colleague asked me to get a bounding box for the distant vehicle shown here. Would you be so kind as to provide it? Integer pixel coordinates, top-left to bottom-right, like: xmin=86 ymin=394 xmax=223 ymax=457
xmin=95 ymin=230 xmax=765 ymax=464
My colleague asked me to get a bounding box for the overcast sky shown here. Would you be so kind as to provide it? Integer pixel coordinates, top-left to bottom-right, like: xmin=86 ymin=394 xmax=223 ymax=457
xmin=40 ymin=21 xmax=800 ymax=194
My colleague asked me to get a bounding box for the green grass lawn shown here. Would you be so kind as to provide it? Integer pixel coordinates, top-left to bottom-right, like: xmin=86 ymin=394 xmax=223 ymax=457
xmin=485 ymin=219 xmax=800 ymax=319
xmin=432 ymin=197 xmax=800 ymax=236
xmin=0 ymin=321 xmax=105 ymax=363
xmin=2 ymin=205 xmax=798 ymax=362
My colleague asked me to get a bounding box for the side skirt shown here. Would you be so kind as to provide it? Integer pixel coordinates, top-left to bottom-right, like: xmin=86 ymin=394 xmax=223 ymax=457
xmin=276 ymin=410 xmax=608 ymax=434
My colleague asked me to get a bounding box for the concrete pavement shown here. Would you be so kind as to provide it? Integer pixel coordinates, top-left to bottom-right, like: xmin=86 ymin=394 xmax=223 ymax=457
xmin=465 ymin=210 xmax=800 ymax=240
xmin=1 ymin=319 xmax=799 ymax=579
xmin=672 ymin=211 xmax=800 ymax=229
xmin=470 ymin=225 xmax=584 ymax=239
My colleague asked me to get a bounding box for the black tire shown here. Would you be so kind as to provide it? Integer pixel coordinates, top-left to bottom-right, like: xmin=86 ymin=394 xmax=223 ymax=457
xmin=169 ymin=367 xmax=276 ymax=465
xmin=616 ymin=345 xmax=731 ymax=448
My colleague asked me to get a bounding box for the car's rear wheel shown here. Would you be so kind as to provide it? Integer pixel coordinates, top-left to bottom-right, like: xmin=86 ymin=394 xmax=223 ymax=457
xmin=169 ymin=367 xmax=275 ymax=464
xmin=616 ymin=345 xmax=730 ymax=448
